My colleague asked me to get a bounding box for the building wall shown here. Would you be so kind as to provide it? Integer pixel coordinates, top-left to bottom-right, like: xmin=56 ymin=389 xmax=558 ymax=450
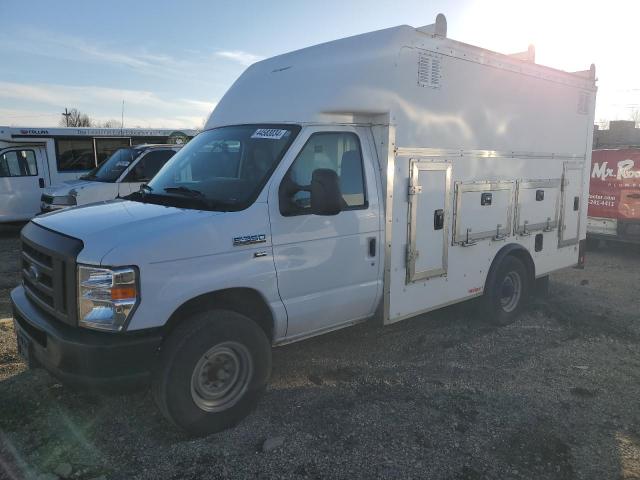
xmin=593 ymin=120 xmax=640 ymax=148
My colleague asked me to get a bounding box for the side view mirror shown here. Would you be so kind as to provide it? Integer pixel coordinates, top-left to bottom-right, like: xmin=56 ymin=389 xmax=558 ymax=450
xmin=310 ymin=168 xmax=342 ymax=216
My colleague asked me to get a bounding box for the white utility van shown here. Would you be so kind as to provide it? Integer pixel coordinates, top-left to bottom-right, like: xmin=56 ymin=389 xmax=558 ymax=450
xmin=11 ymin=15 xmax=596 ymax=436
xmin=41 ymin=144 xmax=181 ymax=213
xmin=0 ymin=127 xmax=195 ymax=223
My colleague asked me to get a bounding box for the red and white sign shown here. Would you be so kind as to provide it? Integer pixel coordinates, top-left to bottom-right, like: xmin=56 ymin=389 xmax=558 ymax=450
xmin=589 ymin=149 xmax=640 ymax=220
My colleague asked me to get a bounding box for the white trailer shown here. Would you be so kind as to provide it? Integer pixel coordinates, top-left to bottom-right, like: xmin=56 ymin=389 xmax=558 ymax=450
xmin=11 ymin=15 xmax=596 ymax=435
xmin=0 ymin=127 xmax=196 ymax=222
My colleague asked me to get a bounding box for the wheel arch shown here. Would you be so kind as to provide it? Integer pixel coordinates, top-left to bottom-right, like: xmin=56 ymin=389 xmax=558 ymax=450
xmin=484 ymin=243 xmax=536 ymax=293
xmin=163 ymin=288 xmax=276 ymax=343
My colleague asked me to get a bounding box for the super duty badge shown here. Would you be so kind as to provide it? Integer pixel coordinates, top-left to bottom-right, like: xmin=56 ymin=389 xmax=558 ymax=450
xmin=233 ymin=234 xmax=267 ymax=247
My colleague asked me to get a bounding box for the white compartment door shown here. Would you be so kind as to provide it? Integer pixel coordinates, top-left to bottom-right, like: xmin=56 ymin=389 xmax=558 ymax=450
xmin=559 ymin=162 xmax=584 ymax=247
xmin=406 ymin=161 xmax=451 ymax=282
xmin=452 ymin=181 xmax=515 ymax=245
xmin=515 ymin=179 xmax=561 ymax=234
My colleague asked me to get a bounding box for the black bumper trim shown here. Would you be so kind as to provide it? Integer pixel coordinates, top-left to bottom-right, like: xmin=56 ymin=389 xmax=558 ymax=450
xmin=587 ymin=232 xmax=640 ymax=245
xmin=11 ymin=286 xmax=162 ymax=390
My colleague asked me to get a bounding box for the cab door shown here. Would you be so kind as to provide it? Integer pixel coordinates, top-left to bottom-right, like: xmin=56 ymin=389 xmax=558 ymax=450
xmin=0 ymin=147 xmax=49 ymax=222
xmin=118 ymin=149 xmax=176 ymax=196
xmin=268 ymin=126 xmax=381 ymax=338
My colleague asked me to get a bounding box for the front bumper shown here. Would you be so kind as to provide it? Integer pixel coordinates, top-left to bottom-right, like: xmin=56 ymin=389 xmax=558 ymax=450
xmin=39 ymin=203 xmax=67 ymax=214
xmin=11 ymin=285 xmax=162 ymax=390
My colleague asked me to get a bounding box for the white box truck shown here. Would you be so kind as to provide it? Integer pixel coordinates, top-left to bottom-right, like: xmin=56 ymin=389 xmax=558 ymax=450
xmin=11 ymin=15 xmax=596 ymax=435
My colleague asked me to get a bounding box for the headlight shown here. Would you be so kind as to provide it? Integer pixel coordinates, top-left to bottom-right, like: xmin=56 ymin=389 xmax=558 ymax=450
xmin=51 ymin=195 xmax=77 ymax=206
xmin=78 ymin=265 xmax=138 ymax=331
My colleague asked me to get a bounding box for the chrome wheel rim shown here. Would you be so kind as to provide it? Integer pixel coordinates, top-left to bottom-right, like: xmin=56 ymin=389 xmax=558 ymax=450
xmin=499 ymin=271 xmax=522 ymax=313
xmin=190 ymin=341 xmax=253 ymax=412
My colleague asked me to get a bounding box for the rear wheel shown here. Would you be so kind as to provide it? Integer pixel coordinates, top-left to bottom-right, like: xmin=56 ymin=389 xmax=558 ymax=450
xmin=152 ymin=310 xmax=271 ymax=436
xmin=483 ymin=255 xmax=529 ymax=326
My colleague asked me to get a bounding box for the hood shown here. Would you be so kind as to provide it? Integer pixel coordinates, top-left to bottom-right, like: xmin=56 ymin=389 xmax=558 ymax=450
xmin=33 ymin=200 xmax=221 ymax=264
xmin=44 ymin=179 xmax=95 ymax=196
xmin=32 ymin=199 xmax=268 ymax=267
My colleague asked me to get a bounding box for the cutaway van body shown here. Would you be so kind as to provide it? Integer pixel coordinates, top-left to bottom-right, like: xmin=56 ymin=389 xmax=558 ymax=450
xmin=11 ymin=15 xmax=596 ymax=435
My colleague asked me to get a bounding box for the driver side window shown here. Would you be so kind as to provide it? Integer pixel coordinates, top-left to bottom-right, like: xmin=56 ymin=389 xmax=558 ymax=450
xmin=280 ymin=132 xmax=367 ymax=216
xmin=124 ymin=150 xmax=175 ymax=182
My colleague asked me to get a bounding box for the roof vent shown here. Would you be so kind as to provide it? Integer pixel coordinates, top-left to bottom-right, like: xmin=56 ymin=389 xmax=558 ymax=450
xmin=417 ymin=13 xmax=447 ymax=37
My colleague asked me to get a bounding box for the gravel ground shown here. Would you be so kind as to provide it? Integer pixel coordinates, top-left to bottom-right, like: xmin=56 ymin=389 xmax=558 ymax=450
xmin=0 ymin=227 xmax=639 ymax=480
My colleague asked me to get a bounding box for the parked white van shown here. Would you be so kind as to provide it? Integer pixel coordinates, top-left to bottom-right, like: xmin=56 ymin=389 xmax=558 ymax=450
xmin=0 ymin=127 xmax=195 ymax=223
xmin=11 ymin=15 xmax=595 ymax=436
xmin=41 ymin=144 xmax=182 ymax=212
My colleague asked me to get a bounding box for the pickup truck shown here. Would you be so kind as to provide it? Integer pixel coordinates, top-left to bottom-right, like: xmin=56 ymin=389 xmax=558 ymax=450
xmin=40 ymin=144 xmax=180 ymax=212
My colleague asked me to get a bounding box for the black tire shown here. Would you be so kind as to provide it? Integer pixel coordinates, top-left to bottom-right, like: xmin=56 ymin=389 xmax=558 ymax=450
xmin=482 ymin=255 xmax=530 ymax=326
xmin=152 ymin=310 xmax=272 ymax=436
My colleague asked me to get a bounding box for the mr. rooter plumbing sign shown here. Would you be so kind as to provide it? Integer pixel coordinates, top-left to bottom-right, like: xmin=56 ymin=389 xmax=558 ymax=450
xmin=589 ymin=149 xmax=640 ymax=220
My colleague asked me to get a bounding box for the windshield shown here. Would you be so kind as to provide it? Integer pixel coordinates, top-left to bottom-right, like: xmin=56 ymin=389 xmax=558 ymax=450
xmin=82 ymin=148 xmax=139 ymax=182
xmin=132 ymin=125 xmax=300 ymax=211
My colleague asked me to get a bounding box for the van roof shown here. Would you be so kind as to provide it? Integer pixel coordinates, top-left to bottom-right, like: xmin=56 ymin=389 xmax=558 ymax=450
xmin=206 ymin=18 xmax=596 ymax=132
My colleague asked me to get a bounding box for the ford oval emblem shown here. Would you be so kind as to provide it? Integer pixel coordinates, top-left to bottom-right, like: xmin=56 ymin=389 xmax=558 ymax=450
xmin=28 ymin=265 xmax=40 ymax=282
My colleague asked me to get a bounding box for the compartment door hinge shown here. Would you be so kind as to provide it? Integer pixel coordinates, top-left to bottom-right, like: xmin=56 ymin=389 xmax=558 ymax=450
xmin=408 ymin=185 xmax=423 ymax=196
xmin=406 ymin=246 xmax=418 ymax=266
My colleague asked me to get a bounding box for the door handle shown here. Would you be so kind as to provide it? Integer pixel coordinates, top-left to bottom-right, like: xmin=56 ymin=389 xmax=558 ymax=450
xmin=573 ymin=196 xmax=579 ymax=211
xmin=434 ymin=209 xmax=444 ymax=230
xmin=38 ymin=178 xmax=45 ymax=188
xmin=368 ymin=237 xmax=376 ymax=257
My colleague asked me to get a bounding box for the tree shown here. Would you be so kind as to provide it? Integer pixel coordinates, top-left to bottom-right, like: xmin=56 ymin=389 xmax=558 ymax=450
xmin=59 ymin=108 xmax=93 ymax=127
xmin=101 ymin=119 xmax=121 ymax=128
xmin=630 ymin=108 xmax=640 ymax=128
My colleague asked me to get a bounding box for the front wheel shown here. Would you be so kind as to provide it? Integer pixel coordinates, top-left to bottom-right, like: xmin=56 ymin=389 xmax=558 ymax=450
xmin=482 ymin=256 xmax=529 ymax=326
xmin=152 ymin=310 xmax=272 ymax=436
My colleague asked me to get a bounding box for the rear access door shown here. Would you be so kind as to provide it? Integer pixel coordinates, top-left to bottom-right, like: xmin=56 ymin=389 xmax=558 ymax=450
xmin=0 ymin=146 xmax=49 ymax=222
xmin=385 ymin=152 xmax=454 ymax=323
xmin=559 ymin=161 xmax=584 ymax=247
xmin=406 ymin=161 xmax=451 ymax=282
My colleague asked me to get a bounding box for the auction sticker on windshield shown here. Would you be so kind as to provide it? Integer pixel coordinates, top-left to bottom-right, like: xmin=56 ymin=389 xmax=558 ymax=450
xmin=251 ymin=129 xmax=288 ymax=140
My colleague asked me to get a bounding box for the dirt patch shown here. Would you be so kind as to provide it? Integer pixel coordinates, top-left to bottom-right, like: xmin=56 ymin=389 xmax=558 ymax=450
xmin=0 ymin=226 xmax=21 ymax=320
xmin=0 ymin=233 xmax=639 ymax=479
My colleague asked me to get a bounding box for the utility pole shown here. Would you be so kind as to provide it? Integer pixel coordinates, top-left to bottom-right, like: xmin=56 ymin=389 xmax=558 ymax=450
xmin=62 ymin=108 xmax=71 ymax=127
xmin=121 ymin=100 xmax=125 ymax=134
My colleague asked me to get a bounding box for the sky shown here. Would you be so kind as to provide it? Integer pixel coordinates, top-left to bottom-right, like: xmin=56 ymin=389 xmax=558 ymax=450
xmin=0 ymin=0 xmax=637 ymax=129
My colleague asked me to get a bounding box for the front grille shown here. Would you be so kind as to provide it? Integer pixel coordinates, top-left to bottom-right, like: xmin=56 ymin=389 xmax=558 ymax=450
xmin=14 ymin=310 xmax=47 ymax=347
xmin=21 ymin=223 xmax=83 ymax=326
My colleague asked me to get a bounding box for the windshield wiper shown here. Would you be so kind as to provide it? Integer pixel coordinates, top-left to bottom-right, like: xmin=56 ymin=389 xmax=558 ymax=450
xmin=164 ymin=186 xmax=205 ymax=197
xmin=163 ymin=186 xmax=238 ymax=211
